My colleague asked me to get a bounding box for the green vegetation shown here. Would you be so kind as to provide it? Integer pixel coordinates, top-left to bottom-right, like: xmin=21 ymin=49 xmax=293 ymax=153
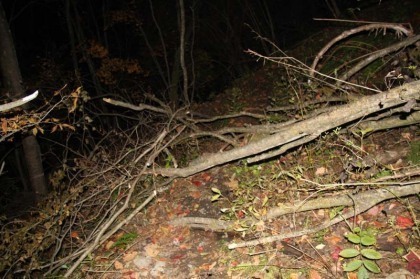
xmin=407 ymin=141 xmax=420 ymax=165
xmin=112 ymin=232 xmax=138 ymax=249
xmin=340 ymin=227 xmax=382 ymax=278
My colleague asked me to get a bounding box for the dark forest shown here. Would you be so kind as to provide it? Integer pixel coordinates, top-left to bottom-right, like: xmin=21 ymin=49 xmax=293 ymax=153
xmin=0 ymin=0 xmax=419 ymax=277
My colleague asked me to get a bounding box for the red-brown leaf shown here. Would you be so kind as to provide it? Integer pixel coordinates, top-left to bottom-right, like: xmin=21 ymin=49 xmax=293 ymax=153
xmin=396 ymin=216 xmax=414 ymax=228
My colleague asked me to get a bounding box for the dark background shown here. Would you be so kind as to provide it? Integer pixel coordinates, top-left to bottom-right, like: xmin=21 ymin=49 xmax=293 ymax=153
xmin=0 ymin=0 xmax=418 ymax=198
xmin=2 ymin=0 xmax=400 ymax=100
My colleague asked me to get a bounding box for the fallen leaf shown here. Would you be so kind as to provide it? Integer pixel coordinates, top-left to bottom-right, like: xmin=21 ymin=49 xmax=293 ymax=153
xmin=224 ymin=178 xmax=239 ymax=190
xmin=403 ymin=248 xmax=420 ymax=274
xmin=201 ymin=172 xmax=211 ymax=182
xmin=331 ymin=246 xmax=342 ymax=261
xmin=401 ymin=132 xmax=412 ymax=140
xmin=255 ymin=220 xmax=265 ymax=232
xmin=179 ymin=244 xmax=190 ymax=250
xmin=172 ymin=236 xmax=184 ymax=245
xmin=367 ymin=205 xmax=381 ymax=216
xmin=122 ymin=270 xmax=139 ymax=279
xmin=317 ymin=209 xmax=325 ymax=217
xmin=371 ymin=220 xmax=385 ymax=229
xmin=114 ymin=260 xmax=124 ymax=270
xmin=171 ymin=253 xmax=186 ymax=260
xmin=231 ymin=260 xmax=239 ymax=267
xmin=325 ymin=235 xmax=342 ymax=246
xmin=1 ymin=120 xmax=7 ymax=133
xmin=123 ymin=251 xmax=138 ymax=262
xmin=236 ymin=210 xmax=245 ymax=219
xmin=208 ymin=261 xmax=217 ymax=270
xmin=144 ymin=243 xmax=160 ymax=257
xmin=278 ymin=156 xmax=288 ymax=163
xmin=105 ymin=240 xmax=115 ymax=250
xmin=388 ymin=202 xmax=397 ymax=210
xmin=115 ymin=232 xmax=125 ymax=239
xmin=70 ymin=231 xmax=79 ymax=239
xmin=198 ymin=262 xmax=213 ymax=271
xmin=315 ymin=167 xmax=328 ymax=176
xmin=309 ymin=269 xmax=322 ymax=279
xmin=191 ymin=180 xmax=203 ymax=187
xmin=190 ymin=191 xmax=201 ymax=199
xmin=396 ymin=216 xmax=414 ymax=228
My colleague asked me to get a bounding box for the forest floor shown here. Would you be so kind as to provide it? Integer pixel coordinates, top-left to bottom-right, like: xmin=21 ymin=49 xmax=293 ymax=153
xmin=77 ymin=2 xmax=420 ymax=277
xmin=91 ymin=139 xmax=419 ymax=279
xmin=81 ymin=63 xmax=420 ymax=278
xmin=2 ymin=1 xmax=418 ymax=278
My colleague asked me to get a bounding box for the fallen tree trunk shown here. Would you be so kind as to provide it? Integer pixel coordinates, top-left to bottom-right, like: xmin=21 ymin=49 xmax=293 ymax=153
xmin=227 ymin=182 xmax=420 ymax=249
xmin=169 ymin=181 xmax=420 ymax=234
xmin=151 ymin=80 xmax=420 ymax=177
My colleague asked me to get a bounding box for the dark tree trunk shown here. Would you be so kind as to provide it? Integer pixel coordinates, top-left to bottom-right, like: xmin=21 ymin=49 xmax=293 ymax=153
xmin=22 ymin=136 xmax=48 ymax=198
xmin=0 ymin=2 xmax=48 ymax=201
xmin=0 ymin=4 xmax=23 ymax=94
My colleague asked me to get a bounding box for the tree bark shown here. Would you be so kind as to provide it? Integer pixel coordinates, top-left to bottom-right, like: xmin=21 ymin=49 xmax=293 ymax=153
xmin=151 ymin=80 xmax=420 ymax=177
xmin=0 ymin=2 xmax=48 ymax=200
xmin=22 ymin=136 xmax=48 ymax=198
xmin=0 ymin=3 xmax=23 ymax=94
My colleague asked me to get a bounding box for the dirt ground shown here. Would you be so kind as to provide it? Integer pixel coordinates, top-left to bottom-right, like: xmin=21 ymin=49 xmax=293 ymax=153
xmin=85 ymin=79 xmax=419 ymax=278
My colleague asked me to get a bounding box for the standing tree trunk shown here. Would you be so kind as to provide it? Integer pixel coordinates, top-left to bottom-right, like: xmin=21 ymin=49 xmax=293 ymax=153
xmin=0 ymin=2 xmax=48 ymax=201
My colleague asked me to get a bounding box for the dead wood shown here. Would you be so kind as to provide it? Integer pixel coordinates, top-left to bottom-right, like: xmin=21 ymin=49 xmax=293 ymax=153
xmin=0 ymin=90 xmax=38 ymax=112
xmin=60 ymin=129 xmax=171 ymax=278
xmin=338 ymin=34 xmax=420 ymax=85
xmin=265 ymin=179 xmax=420 ymax=220
xmin=227 ymin=182 xmax=420 ymax=249
xmin=188 ymin=110 xmax=268 ymax=123
xmin=103 ymin=97 xmax=170 ymax=115
xmin=266 ymin=96 xmax=348 ymax=112
xmin=170 ymin=182 xmax=420 ymax=249
xmin=309 ymin=23 xmax=414 ymax=78
xmin=150 ymin=79 xmax=420 ymax=177
xmin=356 ymin=110 xmax=420 ymax=133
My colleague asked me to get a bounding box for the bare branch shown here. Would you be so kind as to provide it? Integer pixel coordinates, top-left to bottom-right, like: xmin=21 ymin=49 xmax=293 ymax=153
xmin=0 ymin=90 xmax=38 ymax=112
xmin=338 ymin=34 xmax=420 ymax=84
xmin=149 ymin=80 xmax=420 ymax=177
xmin=310 ymin=23 xmax=414 ymax=77
xmin=228 ymin=183 xmax=420 ymax=249
xmin=103 ymin=97 xmax=169 ymax=115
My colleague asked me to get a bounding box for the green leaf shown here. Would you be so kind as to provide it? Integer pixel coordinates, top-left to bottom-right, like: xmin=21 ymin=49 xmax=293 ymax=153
xmin=360 ymin=235 xmax=376 ymax=246
xmin=262 ymin=195 xmax=269 ymax=207
xmin=329 ymin=206 xmax=344 ymax=219
xmin=359 ymin=127 xmax=373 ymax=136
xmin=363 ymin=260 xmax=381 ymax=273
xmin=211 ymin=194 xmax=221 ymax=202
xmin=234 ymin=222 xmax=249 ymax=232
xmin=164 ymin=155 xmax=173 ymax=168
xmin=396 ymin=247 xmax=405 ymax=256
xmin=357 ymin=266 xmax=370 ymax=279
xmin=340 ymin=248 xmax=360 ymax=258
xmin=343 ymin=259 xmax=363 ymax=271
xmin=361 ymin=249 xmax=382 ymax=260
xmin=113 ymin=232 xmax=138 ymax=248
xmin=211 ymin=187 xmax=221 ymax=195
xmin=346 ymin=233 xmax=361 ymax=244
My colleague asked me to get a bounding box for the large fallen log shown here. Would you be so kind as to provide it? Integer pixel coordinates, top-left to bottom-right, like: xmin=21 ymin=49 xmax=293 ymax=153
xmin=150 ymin=80 xmax=420 ymax=177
